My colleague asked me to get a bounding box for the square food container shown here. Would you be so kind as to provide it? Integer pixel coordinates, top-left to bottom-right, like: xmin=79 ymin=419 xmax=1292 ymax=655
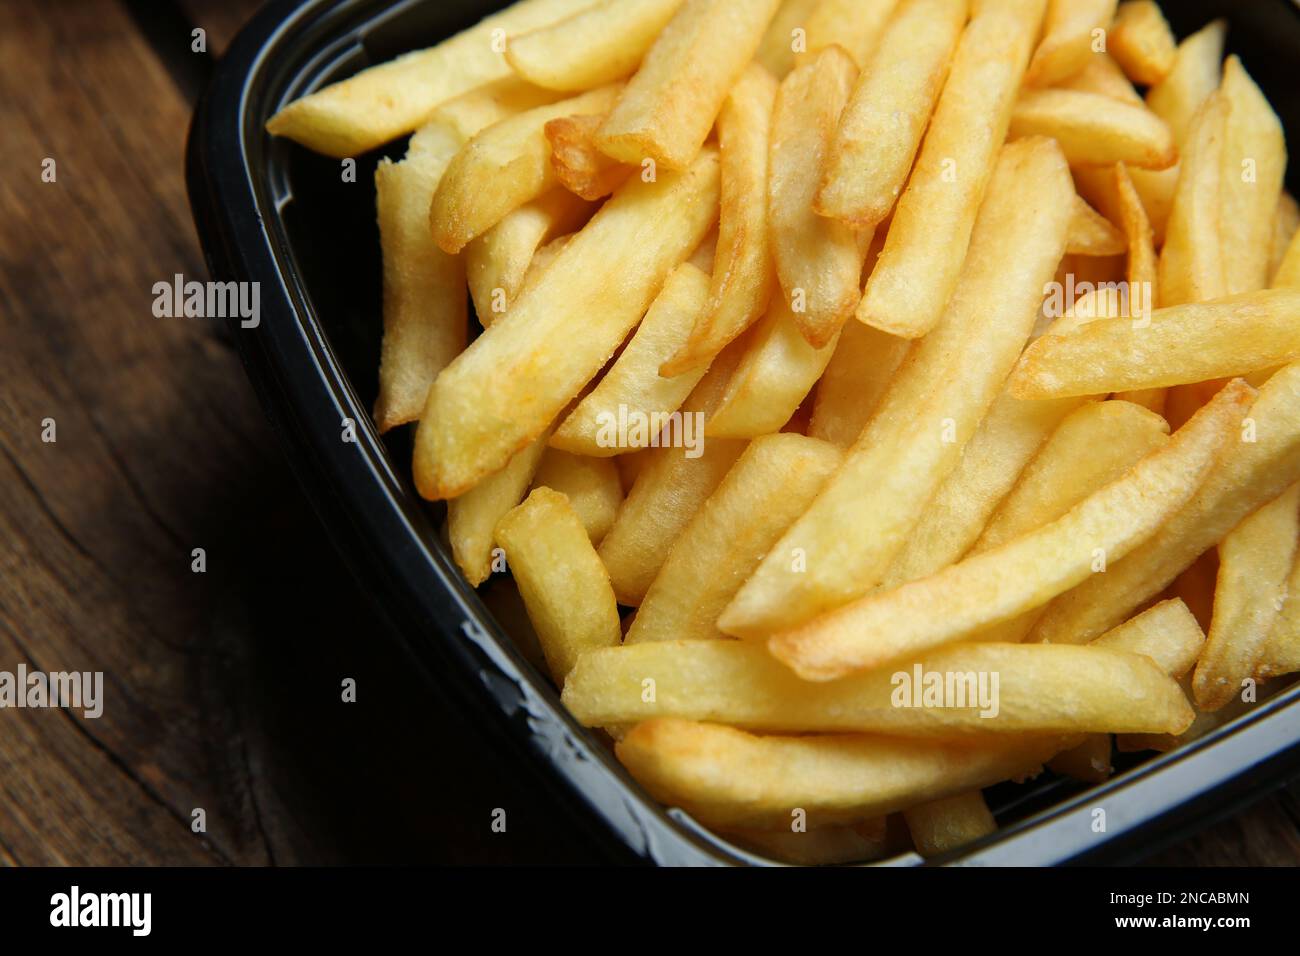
xmin=186 ymin=0 xmax=1300 ymax=865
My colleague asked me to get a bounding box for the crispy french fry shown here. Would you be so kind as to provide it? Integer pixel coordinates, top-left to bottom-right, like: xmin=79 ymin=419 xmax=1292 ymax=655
xmin=264 ymin=0 xmax=590 ymax=156
xmin=495 ymin=487 xmax=622 ymax=682
xmin=616 ymin=718 xmax=1059 ymax=830
xmin=814 ymin=0 xmax=967 ymax=228
xmin=660 ymin=65 xmax=778 ymax=376
xmin=1193 ymin=482 xmax=1300 ymax=710
xmin=550 ymin=263 xmax=712 ymax=455
xmin=1115 ymin=162 xmax=1158 ymax=317
xmin=1029 ymin=364 xmax=1300 ymax=646
xmin=723 ymin=820 xmax=889 ymax=865
xmin=544 ymin=113 xmax=634 ymax=200
xmin=1010 ymin=90 xmax=1176 ymax=169
xmin=1092 ymin=598 xmax=1205 ymax=678
xmin=1066 ymin=194 xmax=1127 ymax=256
xmin=904 ymin=793 xmax=996 ymax=857
xmin=465 ymin=189 xmax=593 ymax=326
xmin=807 ymin=319 xmax=911 ymax=448
xmin=767 ymin=382 xmax=1247 ymax=679
xmin=1058 ymin=52 xmax=1143 ymax=105
xmin=793 ymin=0 xmax=899 ymax=69
xmin=448 ymin=434 xmax=550 ymax=586
xmin=414 ymin=148 xmax=720 ymax=500
xmin=1219 ymin=56 xmax=1287 ymax=297
xmin=768 ymin=46 xmax=863 ymax=348
xmin=720 ymin=138 xmax=1073 ymax=635
xmin=1275 ymin=224 xmax=1300 ymax=291
xmin=755 ymin=0 xmax=822 ymax=78
xmin=506 ymin=0 xmax=686 ymax=91
xmin=1009 ymin=289 xmax=1300 ymax=399
xmin=532 ymin=448 xmax=625 ymax=544
xmin=1024 ymin=0 xmax=1117 ymax=88
xmin=596 ymin=0 xmax=782 ymax=169
xmin=1271 ymin=193 xmax=1300 ymax=284
xmin=1147 ymin=19 xmax=1227 ymax=148
xmin=518 ymin=231 xmax=574 ymax=295
xmin=1259 ymin=549 xmax=1300 ymax=679
xmin=855 ymin=0 xmax=1046 ymax=338
xmin=1109 ymin=1 xmax=1176 ymax=86
xmin=431 ymin=85 xmax=622 ymax=253
xmin=566 ymin=639 xmax=1193 ymax=735
xmin=881 ymin=393 xmax=1086 ymax=588
xmin=1159 ymin=92 xmax=1228 ymax=306
xmin=625 ymin=434 xmax=842 ymax=644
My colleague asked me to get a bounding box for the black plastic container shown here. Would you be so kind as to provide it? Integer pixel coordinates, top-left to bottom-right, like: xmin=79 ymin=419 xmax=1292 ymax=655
xmin=187 ymin=0 xmax=1300 ymax=865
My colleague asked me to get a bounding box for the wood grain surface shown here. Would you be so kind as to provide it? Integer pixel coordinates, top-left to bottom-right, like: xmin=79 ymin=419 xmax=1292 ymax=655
xmin=0 ymin=0 xmax=1295 ymax=866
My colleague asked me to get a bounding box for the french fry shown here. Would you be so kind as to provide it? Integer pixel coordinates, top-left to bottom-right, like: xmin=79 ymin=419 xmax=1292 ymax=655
xmin=264 ymin=0 xmax=591 ymax=156
xmin=431 ymin=85 xmax=622 ymax=253
xmin=723 ymin=820 xmax=889 ymax=865
xmin=1147 ymin=19 xmax=1227 ymax=148
xmin=625 ymin=434 xmax=842 ymax=644
xmin=495 ymin=487 xmax=622 ymax=682
xmin=1219 ymin=56 xmax=1287 ymax=297
xmin=1058 ymin=52 xmax=1143 ymax=105
xmin=1010 ymin=90 xmax=1176 ymax=169
xmin=720 ymin=138 xmax=1073 ymax=635
xmin=596 ymin=0 xmax=782 ymax=169
xmin=904 ymin=793 xmax=996 ymax=857
xmin=532 ymin=448 xmax=625 ymax=544
xmin=1024 ymin=0 xmax=1118 ymax=88
xmin=1193 ymin=482 xmax=1300 ymax=710
xmin=566 ymin=639 xmax=1193 ymax=735
xmin=597 ymin=350 xmax=748 ymax=605
xmin=660 ymin=65 xmax=778 ymax=376
xmin=1276 ymin=224 xmax=1300 ymax=291
xmin=615 ymin=718 xmax=1059 ymax=830
xmin=881 ymin=392 xmax=1086 ymax=588
xmin=767 ymin=46 xmax=863 ymax=348
xmin=414 ymin=148 xmax=720 ymax=500
xmin=505 ymin=0 xmax=686 ymax=91
xmin=1092 ymin=598 xmax=1205 ymax=678
xmin=855 ymin=0 xmax=1046 ymax=338
xmin=1109 ymin=1 xmax=1176 ymax=86
xmin=550 ymin=263 xmax=711 ymax=456
xmin=1159 ymin=92 xmax=1228 ymax=307
xmin=1171 ymin=548 xmax=1218 ymax=633
xmin=1046 ymin=735 xmax=1112 ymax=783
xmin=1259 ymin=549 xmax=1300 ymax=679
xmin=814 ymin=0 xmax=967 ymax=228
xmin=807 ymin=319 xmax=911 ymax=448
xmin=1009 ymin=289 xmax=1300 ymax=399
xmin=755 ymin=0 xmax=822 ymax=78
xmin=793 ymin=0 xmax=899 ymax=70
xmin=1066 ymin=194 xmax=1127 ymax=256
xmin=448 ymin=434 xmax=550 ymax=586
xmin=544 ymin=113 xmax=634 ymax=200
xmin=1271 ymin=193 xmax=1300 ymax=284
xmin=1029 ymin=364 xmax=1300 ymax=646
xmin=767 ymin=382 xmax=1247 ymax=679
xmin=614 ymin=448 xmax=652 ymax=494
xmin=465 ymin=189 xmax=593 ymax=326
xmin=518 ymin=231 xmax=574 ymax=294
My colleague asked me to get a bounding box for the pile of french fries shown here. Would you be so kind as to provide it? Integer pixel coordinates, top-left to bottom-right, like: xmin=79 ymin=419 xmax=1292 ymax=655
xmin=268 ymin=0 xmax=1300 ymax=864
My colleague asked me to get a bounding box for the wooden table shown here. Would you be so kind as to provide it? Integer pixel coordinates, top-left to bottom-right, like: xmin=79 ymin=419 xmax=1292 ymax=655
xmin=1 ymin=0 xmax=1297 ymax=867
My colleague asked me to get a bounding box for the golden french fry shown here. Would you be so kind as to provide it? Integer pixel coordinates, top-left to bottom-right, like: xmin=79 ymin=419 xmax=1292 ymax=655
xmin=518 ymin=231 xmax=574 ymax=294
xmin=506 ymin=0 xmax=686 ymax=91
xmin=881 ymin=393 xmax=1086 ymax=588
xmin=544 ymin=113 xmax=635 ymax=200
xmin=626 ymin=434 xmax=842 ymax=644
xmin=1092 ymin=598 xmax=1205 ymax=678
xmin=615 ymin=718 xmax=1059 ymax=830
xmin=431 ymin=85 xmax=622 ymax=253
xmin=1147 ymin=19 xmax=1227 ymax=148
xmin=768 ymin=46 xmax=863 ymax=348
xmin=448 ymin=435 xmax=549 ymax=586
xmin=855 ymin=0 xmax=1046 ymax=338
xmin=264 ymin=0 xmax=589 ymax=156
xmin=1010 ymin=90 xmax=1176 ymax=169
xmin=720 ymin=138 xmax=1074 ymax=636
xmin=532 ymin=448 xmax=625 ymax=545
xmin=566 ymin=639 xmax=1193 ymax=735
xmin=1159 ymin=92 xmax=1228 ymax=306
xmin=495 ymin=487 xmax=622 ymax=682
xmin=1116 ymin=162 xmax=1158 ymax=314
xmin=414 ymin=148 xmax=720 ymax=500
xmin=661 ymin=65 xmax=778 ymax=376
xmin=1276 ymin=223 xmax=1300 ymax=291
xmin=904 ymin=793 xmax=996 ymax=857
xmin=1058 ymin=51 xmax=1143 ymax=104
xmin=704 ymin=291 xmax=842 ymax=438
xmin=550 ymin=263 xmax=711 ymax=455
xmin=596 ymin=0 xmax=782 ymax=169
xmin=1009 ymin=289 xmax=1300 ymax=399
xmin=814 ymin=0 xmax=967 ymax=228
xmin=1219 ymin=57 xmax=1287 ymax=296
xmin=465 ymin=189 xmax=592 ymax=326
xmin=1270 ymin=193 xmax=1300 ymax=284
xmin=1109 ymin=1 xmax=1176 ymax=86
xmin=1193 ymin=482 xmax=1300 ymax=710
xmin=768 ymin=382 xmax=1247 ymax=679
xmin=1029 ymin=364 xmax=1300 ymax=646
xmin=807 ymin=319 xmax=911 ymax=448
xmin=1066 ymin=194 xmax=1127 ymax=256
xmin=1024 ymin=0 xmax=1118 ymax=88
xmin=793 ymin=0 xmax=899 ymax=70
xmin=1259 ymin=549 xmax=1300 ymax=679
xmin=755 ymin=0 xmax=821 ymax=77
xmin=723 ymin=820 xmax=889 ymax=865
